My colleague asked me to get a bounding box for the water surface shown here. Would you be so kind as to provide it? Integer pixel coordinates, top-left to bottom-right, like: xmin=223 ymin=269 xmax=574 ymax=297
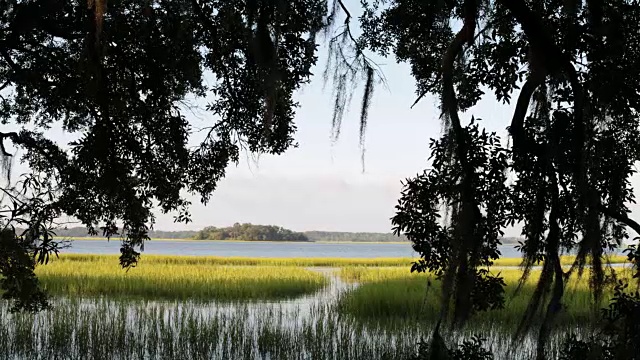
xmin=63 ymin=239 xmax=526 ymax=258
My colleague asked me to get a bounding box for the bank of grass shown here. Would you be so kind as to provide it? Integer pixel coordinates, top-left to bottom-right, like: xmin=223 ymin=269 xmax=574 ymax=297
xmin=494 ymin=254 xmax=629 ymax=267
xmin=35 ymin=257 xmax=327 ymax=301
xmin=51 ymin=253 xmax=629 ymax=268
xmin=337 ymin=266 xmax=637 ymax=329
xmin=54 ymin=253 xmax=416 ymax=267
xmin=30 ymin=253 xmax=632 ymax=305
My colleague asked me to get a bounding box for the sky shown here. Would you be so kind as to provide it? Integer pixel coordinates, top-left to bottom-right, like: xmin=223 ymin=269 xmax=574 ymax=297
xmin=151 ymin=2 xmax=517 ymax=234
xmin=173 ymin=71 xmax=516 ymax=234
xmin=166 ymin=57 xmax=518 ymax=233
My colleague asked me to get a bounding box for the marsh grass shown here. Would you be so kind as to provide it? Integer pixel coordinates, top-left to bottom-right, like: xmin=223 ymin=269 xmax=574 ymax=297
xmin=0 ymin=299 xmax=420 ymax=360
xmin=1 ymin=255 xmax=618 ymax=359
xmin=0 ymin=297 xmax=583 ymax=360
xmin=54 ymin=253 xmax=418 ymax=267
xmin=337 ymin=266 xmax=637 ymax=330
xmin=28 ymin=253 xmax=630 ymax=303
xmin=35 ymin=258 xmax=327 ymax=301
xmin=51 ymin=253 xmax=629 ymax=268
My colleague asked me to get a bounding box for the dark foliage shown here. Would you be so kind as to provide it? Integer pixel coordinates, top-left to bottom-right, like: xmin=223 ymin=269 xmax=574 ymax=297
xmin=410 ymin=281 xmax=640 ymax=359
xmin=0 ymin=228 xmax=48 ymax=312
xmin=0 ymin=0 xmax=328 ymax=310
xmin=193 ymin=223 xmax=309 ymax=242
xmin=412 ymin=334 xmax=494 ymax=360
xmin=329 ymin=0 xmax=640 ymax=358
xmin=393 ymin=121 xmax=510 ymax=323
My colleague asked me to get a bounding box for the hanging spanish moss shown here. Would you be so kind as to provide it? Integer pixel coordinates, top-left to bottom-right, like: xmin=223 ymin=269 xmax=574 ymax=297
xmin=324 ymin=0 xmax=382 ymax=168
xmin=0 ymin=151 xmax=11 ymax=184
xmin=359 ymin=66 xmax=375 ymax=171
xmin=0 ymin=137 xmax=13 ymax=185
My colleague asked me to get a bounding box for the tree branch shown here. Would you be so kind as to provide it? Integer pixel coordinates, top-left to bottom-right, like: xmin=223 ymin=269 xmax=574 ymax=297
xmin=335 ymin=0 xmax=359 ymax=50
xmin=600 ymin=205 xmax=640 ymax=236
xmin=508 ymin=75 xmax=547 ymax=158
xmin=0 ymin=42 xmax=57 ymax=89
xmin=0 ymin=131 xmax=20 ymax=156
xmin=496 ymin=0 xmax=586 ymax=184
xmin=440 ymin=0 xmax=484 ymax=327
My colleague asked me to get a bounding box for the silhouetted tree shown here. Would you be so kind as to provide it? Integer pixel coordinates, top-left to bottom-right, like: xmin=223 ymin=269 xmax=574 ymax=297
xmin=330 ymin=0 xmax=640 ymax=358
xmin=0 ymin=0 xmax=329 ymax=310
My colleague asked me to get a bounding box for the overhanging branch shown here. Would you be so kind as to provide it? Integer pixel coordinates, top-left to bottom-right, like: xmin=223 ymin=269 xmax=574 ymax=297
xmin=496 ymin=0 xmax=586 ymax=183
xmin=600 ymin=205 xmax=640 ymax=236
xmin=0 ymin=131 xmax=20 ymax=156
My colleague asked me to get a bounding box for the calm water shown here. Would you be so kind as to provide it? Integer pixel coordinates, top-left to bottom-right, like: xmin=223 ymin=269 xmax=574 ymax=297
xmin=62 ymin=239 xmax=525 ymax=258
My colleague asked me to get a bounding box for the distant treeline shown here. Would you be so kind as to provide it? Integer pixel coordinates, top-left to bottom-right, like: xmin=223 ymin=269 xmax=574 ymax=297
xmin=304 ymin=231 xmax=408 ymax=242
xmin=194 ymin=223 xmax=309 ymax=242
xmin=43 ymin=225 xmax=522 ymax=244
xmin=48 ymin=227 xmax=198 ymax=239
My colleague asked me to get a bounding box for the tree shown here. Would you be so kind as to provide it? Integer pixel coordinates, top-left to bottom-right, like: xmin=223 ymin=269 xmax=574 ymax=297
xmin=192 ymin=223 xmax=309 ymax=241
xmin=335 ymin=0 xmax=640 ymax=358
xmin=0 ymin=0 xmax=327 ymax=311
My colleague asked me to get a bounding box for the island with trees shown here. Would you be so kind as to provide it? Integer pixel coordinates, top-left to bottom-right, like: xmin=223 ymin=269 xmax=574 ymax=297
xmin=192 ymin=223 xmax=310 ymax=242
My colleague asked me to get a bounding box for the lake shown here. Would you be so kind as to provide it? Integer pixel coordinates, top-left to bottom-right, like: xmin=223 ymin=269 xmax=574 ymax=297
xmin=62 ymin=239 xmax=526 ymax=258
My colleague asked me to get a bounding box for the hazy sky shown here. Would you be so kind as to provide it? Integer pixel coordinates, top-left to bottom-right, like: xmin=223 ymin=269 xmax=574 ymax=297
xmin=154 ymin=1 xmax=517 ymax=234
xmin=166 ymin=56 xmax=518 ymax=233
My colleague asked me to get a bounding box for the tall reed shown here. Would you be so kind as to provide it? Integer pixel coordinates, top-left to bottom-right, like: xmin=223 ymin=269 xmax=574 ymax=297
xmin=337 ymin=266 xmax=636 ymax=330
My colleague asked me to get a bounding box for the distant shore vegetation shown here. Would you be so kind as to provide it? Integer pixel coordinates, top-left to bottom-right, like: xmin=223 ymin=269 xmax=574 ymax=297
xmin=193 ymin=223 xmax=309 ymax=242
xmin=45 ymin=224 xmax=526 ymax=243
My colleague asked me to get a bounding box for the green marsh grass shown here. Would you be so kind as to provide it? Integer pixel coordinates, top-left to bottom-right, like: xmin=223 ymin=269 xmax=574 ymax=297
xmin=337 ymin=266 xmax=636 ymax=330
xmin=36 ymin=257 xmax=327 ymax=301
xmin=54 ymin=253 xmax=417 ymax=267
xmin=50 ymin=253 xmax=629 ymax=268
xmin=493 ymin=254 xmax=629 ymax=267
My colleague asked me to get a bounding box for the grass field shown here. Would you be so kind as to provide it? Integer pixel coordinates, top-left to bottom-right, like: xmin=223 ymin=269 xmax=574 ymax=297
xmin=20 ymin=253 xmax=634 ymax=318
xmin=53 ymin=253 xmax=417 ymax=267
xmin=51 ymin=253 xmax=629 ymax=268
xmin=336 ymin=266 xmax=637 ymax=329
xmin=35 ymin=256 xmax=327 ymax=301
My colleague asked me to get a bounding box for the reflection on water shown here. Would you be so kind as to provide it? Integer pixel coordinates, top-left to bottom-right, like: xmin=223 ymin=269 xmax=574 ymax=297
xmin=0 ymin=270 xmax=592 ymax=359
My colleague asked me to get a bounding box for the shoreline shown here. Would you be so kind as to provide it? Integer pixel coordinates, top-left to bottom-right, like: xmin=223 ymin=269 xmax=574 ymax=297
xmin=60 ymin=237 xmax=414 ymax=245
